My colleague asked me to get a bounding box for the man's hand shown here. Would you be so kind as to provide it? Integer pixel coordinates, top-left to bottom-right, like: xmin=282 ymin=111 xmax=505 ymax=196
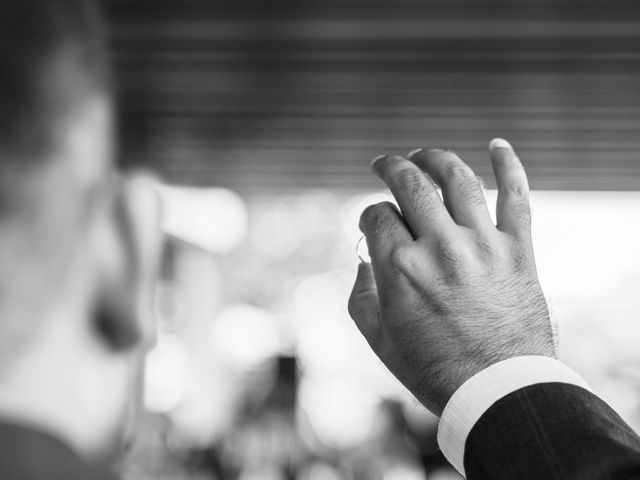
xmin=348 ymin=139 xmax=555 ymax=416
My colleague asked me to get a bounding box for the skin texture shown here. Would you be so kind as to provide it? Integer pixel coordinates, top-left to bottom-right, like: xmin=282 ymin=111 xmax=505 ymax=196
xmin=348 ymin=139 xmax=556 ymax=416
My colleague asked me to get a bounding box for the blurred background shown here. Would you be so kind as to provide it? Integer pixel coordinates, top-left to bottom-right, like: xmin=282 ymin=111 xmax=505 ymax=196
xmin=100 ymin=1 xmax=640 ymax=478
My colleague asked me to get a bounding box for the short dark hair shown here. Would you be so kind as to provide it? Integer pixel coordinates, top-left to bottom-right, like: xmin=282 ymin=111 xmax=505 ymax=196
xmin=0 ymin=0 xmax=113 ymax=359
xmin=0 ymin=0 xmax=111 ymax=181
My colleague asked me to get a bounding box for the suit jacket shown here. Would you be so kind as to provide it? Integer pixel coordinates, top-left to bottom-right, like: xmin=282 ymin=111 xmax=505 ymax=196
xmin=0 ymin=422 xmax=116 ymax=480
xmin=464 ymin=383 xmax=640 ymax=479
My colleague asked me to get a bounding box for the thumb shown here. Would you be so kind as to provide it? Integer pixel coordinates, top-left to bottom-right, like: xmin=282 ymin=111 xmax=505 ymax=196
xmin=348 ymin=263 xmax=381 ymax=347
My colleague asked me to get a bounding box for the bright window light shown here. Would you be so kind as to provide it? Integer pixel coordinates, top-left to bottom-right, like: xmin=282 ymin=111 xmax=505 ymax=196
xmin=157 ymin=185 xmax=248 ymax=254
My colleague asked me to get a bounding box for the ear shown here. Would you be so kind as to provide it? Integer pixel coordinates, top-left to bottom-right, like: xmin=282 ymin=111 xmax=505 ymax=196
xmin=94 ymin=173 xmax=163 ymax=352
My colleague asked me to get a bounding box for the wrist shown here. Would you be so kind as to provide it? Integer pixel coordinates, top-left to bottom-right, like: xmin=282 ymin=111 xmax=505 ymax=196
xmin=423 ymin=348 xmax=558 ymax=416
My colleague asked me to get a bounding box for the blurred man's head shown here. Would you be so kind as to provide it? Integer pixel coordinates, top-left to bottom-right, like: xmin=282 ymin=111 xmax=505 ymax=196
xmin=0 ymin=0 xmax=113 ymax=354
xmin=0 ymin=0 xmax=161 ymax=469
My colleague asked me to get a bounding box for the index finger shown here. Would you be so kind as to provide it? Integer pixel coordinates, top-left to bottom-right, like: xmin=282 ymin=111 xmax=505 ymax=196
xmin=359 ymin=201 xmax=413 ymax=264
xmin=371 ymin=155 xmax=454 ymax=238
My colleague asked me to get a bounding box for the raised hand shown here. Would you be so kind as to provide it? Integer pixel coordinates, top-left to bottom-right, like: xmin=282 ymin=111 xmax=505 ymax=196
xmin=348 ymin=139 xmax=555 ymax=416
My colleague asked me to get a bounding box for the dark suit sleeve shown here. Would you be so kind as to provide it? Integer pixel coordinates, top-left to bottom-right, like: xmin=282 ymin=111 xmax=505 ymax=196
xmin=464 ymin=383 xmax=640 ymax=480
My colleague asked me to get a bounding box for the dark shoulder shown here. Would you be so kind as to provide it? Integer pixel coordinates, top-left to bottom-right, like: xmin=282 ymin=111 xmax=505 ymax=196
xmin=0 ymin=422 xmax=115 ymax=480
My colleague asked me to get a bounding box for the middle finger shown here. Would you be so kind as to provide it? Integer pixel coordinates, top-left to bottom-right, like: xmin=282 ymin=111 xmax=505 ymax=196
xmin=371 ymin=155 xmax=455 ymax=238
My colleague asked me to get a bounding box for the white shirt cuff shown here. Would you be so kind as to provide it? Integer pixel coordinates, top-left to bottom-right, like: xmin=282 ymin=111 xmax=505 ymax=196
xmin=437 ymin=355 xmax=592 ymax=477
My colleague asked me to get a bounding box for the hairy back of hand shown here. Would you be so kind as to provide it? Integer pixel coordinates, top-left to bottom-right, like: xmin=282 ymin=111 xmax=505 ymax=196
xmin=349 ymin=140 xmax=555 ymax=416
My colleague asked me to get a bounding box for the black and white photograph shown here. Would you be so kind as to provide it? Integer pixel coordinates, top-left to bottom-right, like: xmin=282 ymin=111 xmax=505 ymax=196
xmin=1 ymin=1 xmax=640 ymax=479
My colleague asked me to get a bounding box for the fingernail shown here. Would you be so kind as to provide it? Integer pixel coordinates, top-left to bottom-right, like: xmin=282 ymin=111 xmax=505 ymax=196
xmin=444 ymin=148 xmax=460 ymax=157
xmin=370 ymin=154 xmax=387 ymax=168
xmin=489 ymin=138 xmax=513 ymax=152
xmin=425 ymin=147 xmax=453 ymax=157
xmin=408 ymin=148 xmax=424 ymax=158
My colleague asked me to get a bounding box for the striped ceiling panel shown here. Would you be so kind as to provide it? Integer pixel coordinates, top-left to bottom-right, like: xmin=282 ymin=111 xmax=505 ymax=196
xmin=105 ymin=0 xmax=640 ymax=192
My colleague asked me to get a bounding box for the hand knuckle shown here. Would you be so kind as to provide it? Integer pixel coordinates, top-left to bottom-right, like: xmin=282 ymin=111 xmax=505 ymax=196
xmin=458 ymin=175 xmax=485 ymax=207
xmin=410 ymin=193 xmax=441 ymax=222
xmin=499 ymin=188 xmax=531 ymax=231
xmin=444 ymin=162 xmax=473 ymax=182
xmin=361 ymin=202 xmax=399 ymax=239
xmin=475 ymin=238 xmax=496 ymax=262
xmin=361 ymin=203 xmax=384 ymax=225
xmin=437 ymin=238 xmax=466 ymax=266
xmin=503 ymin=183 xmax=529 ymax=199
xmin=396 ymin=168 xmax=425 ymax=193
xmin=512 ymin=201 xmax=532 ymax=229
xmin=389 ymin=243 xmax=412 ymax=267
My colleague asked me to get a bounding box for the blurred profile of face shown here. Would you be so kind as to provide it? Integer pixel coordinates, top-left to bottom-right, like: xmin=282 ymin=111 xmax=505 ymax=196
xmin=64 ymin=90 xmax=161 ymax=465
